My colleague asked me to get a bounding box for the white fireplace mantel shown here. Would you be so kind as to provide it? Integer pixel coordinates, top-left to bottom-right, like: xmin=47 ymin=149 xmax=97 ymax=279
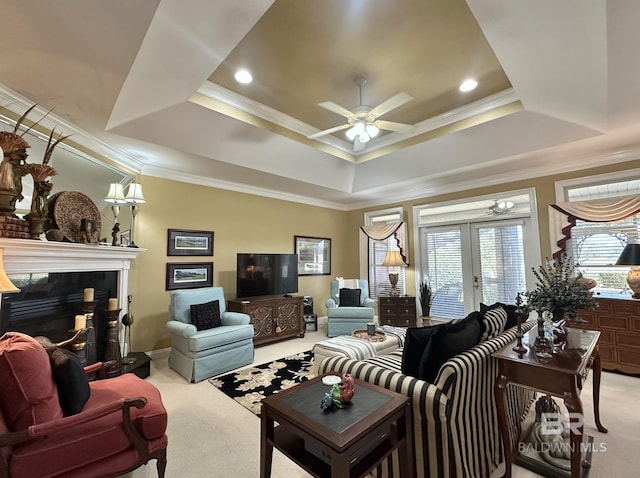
xmin=0 ymin=238 xmax=144 ymax=313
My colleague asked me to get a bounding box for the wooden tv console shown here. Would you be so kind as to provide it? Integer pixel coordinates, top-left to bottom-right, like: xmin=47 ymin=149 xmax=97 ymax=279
xmin=227 ymin=295 xmax=305 ymax=346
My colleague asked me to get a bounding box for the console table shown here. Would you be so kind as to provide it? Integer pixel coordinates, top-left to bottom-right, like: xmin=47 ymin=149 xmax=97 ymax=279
xmin=493 ymin=327 xmax=608 ymax=478
xmin=260 ymin=374 xmax=413 ymax=477
xmin=227 ymin=295 xmax=304 ymax=346
xmin=378 ymin=296 xmax=416 ymax=327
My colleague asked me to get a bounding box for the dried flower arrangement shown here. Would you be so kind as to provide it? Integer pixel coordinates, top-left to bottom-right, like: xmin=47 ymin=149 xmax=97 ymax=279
xmin=524 ymin=253 xmax=597 ymax=320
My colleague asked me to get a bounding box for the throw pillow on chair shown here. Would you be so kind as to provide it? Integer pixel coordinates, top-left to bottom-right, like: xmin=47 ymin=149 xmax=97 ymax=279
xmin=339 ymin=288 xmax=361 ymax=307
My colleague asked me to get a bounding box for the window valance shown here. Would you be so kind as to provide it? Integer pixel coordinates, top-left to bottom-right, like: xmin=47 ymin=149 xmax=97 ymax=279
xmin=549 ymin=194 xmax=640 ymax=259
xmin=359 ymin=222 xmax=408 ymax=265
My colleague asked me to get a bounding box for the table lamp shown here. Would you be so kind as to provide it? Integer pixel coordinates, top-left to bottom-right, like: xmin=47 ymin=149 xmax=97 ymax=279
xmin=381 ymin=250 xmax=406 ymax=296
xmin=0 ymin=248 xmax=19 ymax=294
xmin=616 ymin=243 xmax=640 ymax=298
xmin=125 ymin=182 xmax=146 ymax=248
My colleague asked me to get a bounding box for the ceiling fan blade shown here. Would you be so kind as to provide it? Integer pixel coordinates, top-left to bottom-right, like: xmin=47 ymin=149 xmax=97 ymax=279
xmin=306 ymin=123 xmax=351 ymax=140
xmin=374 ymin=119 xmax=416 ymax=134
xmin=369 ymin=92 xmax=413 ymax=118
xmin=317 ymin=101 xmax=354 ymax=119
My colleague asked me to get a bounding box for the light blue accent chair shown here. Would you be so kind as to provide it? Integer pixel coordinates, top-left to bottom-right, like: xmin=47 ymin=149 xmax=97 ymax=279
xmin=325 ymin=279 xmax=377 ymax=337
xmin=167 ymin=287 xmax=254 ymax=382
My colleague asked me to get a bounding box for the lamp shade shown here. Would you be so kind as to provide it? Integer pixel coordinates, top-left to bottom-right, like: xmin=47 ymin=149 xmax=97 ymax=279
xmin=616 ymin=243 xmax=640 ymax=265
xmin=125 ymin=183 xmax=146 ymax=204
xmin=381 ymin=250 xmax=406 ymax=267
xmin=0 ymin=248 xmax=19 ymax=293
xmin=104 ymin=183 xmax=126 ymax=204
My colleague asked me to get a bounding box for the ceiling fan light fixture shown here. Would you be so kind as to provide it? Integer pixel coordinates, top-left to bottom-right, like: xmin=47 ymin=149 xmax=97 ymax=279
xmin=358 ymin=132 xmax=371 ymax=143
xmin=365 ymin=124 xmax=379 ymax=138
xmin=345 ymin=127 xmax=357 ymax=141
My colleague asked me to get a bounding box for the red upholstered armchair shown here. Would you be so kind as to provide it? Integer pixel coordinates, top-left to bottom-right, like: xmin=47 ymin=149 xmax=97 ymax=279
xmin=0 ymin=332 xmax=168 ymax=478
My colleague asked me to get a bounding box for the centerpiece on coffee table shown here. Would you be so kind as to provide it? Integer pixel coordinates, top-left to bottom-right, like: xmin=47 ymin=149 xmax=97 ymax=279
xmin=351 ymin=329 xmax=386 ymax=342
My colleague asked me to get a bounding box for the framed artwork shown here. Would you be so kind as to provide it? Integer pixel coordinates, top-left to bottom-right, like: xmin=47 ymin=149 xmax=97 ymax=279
xmin=166 ymin=262 xmax=213 ymax=290
xmin=167 ymin=229 xmax=214 ymax=256
xmin=294 ymin=235 xmax=331 ymax=276
xmin=120 ymin=230 xmax=131 ymax=247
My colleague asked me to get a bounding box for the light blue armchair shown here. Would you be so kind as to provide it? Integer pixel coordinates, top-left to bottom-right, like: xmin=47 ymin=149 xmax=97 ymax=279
xmin=167 ymin=287 xmax=254 ymax=382
xmin=325 ymin=279 xmax=376 ymax=337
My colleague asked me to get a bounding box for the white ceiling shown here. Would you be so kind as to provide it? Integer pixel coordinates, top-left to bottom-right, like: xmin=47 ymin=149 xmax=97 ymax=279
xmin=1 ymin=0 xmax=640 ymax=211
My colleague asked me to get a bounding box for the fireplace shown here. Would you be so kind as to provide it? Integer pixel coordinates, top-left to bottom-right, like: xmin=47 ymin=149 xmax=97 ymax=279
xmin=0 ymin=238 xmax=143 ymax=358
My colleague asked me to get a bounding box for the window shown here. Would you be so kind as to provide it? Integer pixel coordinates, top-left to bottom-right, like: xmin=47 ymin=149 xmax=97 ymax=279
xmin=559 ymin=174 xmax=640 ymax=295
xmin=362 ymin=208 xmax=406 ymax=298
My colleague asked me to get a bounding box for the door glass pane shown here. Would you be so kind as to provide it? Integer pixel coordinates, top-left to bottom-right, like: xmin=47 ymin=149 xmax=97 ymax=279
xmin=477 ymin=224 xmax=526 ymax=304
xmin=423 ymin=227 xmax=464 ymax=319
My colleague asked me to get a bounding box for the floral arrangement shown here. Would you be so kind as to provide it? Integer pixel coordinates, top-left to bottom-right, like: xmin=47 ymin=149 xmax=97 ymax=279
xmin=524 ymin=253 xmax=597 ymax=320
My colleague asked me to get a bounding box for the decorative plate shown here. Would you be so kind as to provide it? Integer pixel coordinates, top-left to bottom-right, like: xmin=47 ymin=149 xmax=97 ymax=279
xmin=50 ymin=191 xmax=101 ymax=243
xmin=321 ymin=375 xmax=342 ymax=386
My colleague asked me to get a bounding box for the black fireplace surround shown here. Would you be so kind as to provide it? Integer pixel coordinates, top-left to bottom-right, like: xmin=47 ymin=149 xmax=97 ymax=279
xmin=1 ymin=271 xmax=119 ymax=362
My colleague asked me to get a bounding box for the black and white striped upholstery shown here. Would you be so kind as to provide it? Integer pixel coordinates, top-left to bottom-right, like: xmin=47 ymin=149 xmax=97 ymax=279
xmin=319 ymin=320 xmax=536 ymax=478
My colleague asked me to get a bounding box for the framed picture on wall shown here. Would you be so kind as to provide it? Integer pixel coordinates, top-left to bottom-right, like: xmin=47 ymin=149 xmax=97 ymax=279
xmin=167 ymin=229 xmax=214 ymax=256
xmin=294 ymin=235 xmax=331 ymax=276
xmin=166 ymin=262 xmax=214 ymax=290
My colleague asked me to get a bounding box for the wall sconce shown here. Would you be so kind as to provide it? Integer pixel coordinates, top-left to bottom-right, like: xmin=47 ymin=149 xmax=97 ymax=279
xmin=0 ymin=248 xmax=19 ymax=294
xmin=125 ymin=182 xmax=146 ymax=248
xmin=381 ymin=250 xmax=406 ymax=296
xmin=616 ymin=243 xmax=640 ymax=298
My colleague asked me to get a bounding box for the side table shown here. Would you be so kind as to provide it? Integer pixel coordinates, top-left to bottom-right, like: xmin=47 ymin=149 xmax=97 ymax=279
xmin=493 ymin=327 xmax=607 ymax=478
xmin=260 ymin=374 xmax=414 ymax=478
xmin=378 ymin=296 xmax=417 ymax=327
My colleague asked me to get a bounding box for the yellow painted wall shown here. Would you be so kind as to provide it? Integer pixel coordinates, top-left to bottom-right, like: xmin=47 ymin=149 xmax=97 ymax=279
xmin=129 ymin=176 xmax=347 ymax=351
xmin=129 ymin=159 xmax=640 ymax=352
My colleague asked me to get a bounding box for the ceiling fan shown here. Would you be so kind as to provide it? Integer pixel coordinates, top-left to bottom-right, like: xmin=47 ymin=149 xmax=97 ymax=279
xmin=488 ymin=200 xmax=515 ymax=215
xmin=306 ymin=77 xmax=415 ymax=151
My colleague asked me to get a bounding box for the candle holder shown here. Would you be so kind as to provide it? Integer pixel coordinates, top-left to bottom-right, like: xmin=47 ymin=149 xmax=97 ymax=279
xmin=104 ymin=309 xmax=123 ymax=377
xmin=533 ymin=311 xmax=552 ymax=358
xmin=80 ymin=300 xmax=98 ymax=366
xmin=512 ymin=293 xmax=527 ymax=355
xmin=122 ymin=294 xmax=136 ymax=365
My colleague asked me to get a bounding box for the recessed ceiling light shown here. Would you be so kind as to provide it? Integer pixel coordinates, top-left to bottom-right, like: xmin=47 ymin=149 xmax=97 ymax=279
xmin=459 ymin=79 xmax=478 ymax=92
xmin=234 ymin=69 xmax=252 ymax=84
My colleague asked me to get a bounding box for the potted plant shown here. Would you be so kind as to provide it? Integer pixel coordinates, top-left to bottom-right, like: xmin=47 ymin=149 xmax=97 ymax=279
xmin=418 ymin=280 xmax=433 ymax=322
xmin=524 ymin=253 xmax=597 ymax=324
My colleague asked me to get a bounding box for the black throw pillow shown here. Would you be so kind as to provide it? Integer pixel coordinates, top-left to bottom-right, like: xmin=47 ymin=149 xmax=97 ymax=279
xmin=339 ymin=288 xmax=362 ymax=307
xmin=419 ymin=312 xmax=482 ymax=383
xmin=190 ymin=300 xmax=222 ymax=331
xmin=401 ymin=326 xmax=439 ymax=378
xmin=481 ymin=302 xmax=520 ymax=330
xmin=49 ymin=348 xmax=90 ymax=416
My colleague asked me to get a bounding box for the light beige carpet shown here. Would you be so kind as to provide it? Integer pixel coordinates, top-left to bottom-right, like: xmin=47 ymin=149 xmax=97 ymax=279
xmin=126 ymin=325 xmax=640 ymax=478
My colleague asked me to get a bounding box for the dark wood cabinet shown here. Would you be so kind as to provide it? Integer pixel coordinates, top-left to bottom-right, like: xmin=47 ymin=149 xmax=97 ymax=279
xmin=227 ymin=295 xmax=305 ymax=346
xmin=575 ymin=295 xmax=640 ymax=374
xmin=378 ymin=296 xmax=417 ymax=327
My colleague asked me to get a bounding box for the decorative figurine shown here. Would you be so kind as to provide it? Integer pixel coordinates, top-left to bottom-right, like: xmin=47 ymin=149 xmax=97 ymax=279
xmin=321 ymin=384 xmax=345 ymax=411
xmin=339 ymin=373 xmax=355 ymax=403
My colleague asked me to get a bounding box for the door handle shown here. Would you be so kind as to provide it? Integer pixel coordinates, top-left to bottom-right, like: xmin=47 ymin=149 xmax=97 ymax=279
xmin=473 ymin=275 xmax=479 ymax=288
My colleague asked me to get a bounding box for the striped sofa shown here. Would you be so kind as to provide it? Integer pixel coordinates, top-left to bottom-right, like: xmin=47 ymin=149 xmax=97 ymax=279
xmin=319 ymin=320 xmax=536 ymax=478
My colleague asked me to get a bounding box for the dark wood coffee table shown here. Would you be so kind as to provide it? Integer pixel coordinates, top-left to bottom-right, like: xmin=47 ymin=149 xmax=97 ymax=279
xmin=260 ymin=374 xmax=414 ymax=478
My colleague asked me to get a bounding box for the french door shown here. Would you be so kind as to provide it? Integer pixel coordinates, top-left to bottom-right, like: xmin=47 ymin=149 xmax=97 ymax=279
xmin=420 ymin=219 xmax=530 ymax=319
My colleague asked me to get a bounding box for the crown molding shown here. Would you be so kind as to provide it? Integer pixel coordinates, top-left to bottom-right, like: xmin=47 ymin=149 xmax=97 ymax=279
xmin=0 ymin=85 xmax=145 ymax=173
xmin=141 ymin=164 xmax=349 ymax=211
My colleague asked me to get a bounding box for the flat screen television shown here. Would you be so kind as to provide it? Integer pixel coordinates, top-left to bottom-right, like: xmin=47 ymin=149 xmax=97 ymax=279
xmin=236 ymin=253 xmax=299 ymax=298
